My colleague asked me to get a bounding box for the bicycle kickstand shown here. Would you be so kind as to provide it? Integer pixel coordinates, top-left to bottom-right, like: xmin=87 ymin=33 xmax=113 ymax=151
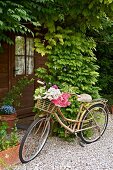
xmin=75 ymin=133 xmax=86 ymax=147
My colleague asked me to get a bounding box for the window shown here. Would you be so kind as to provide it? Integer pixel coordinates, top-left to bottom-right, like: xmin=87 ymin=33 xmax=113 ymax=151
xmin=15 ymin=36 xmax=34 ymax=75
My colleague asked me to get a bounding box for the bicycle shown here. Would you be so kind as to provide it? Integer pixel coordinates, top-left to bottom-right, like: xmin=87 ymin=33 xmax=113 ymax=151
xmin=19 ymin=81 xmax=109 ymax=163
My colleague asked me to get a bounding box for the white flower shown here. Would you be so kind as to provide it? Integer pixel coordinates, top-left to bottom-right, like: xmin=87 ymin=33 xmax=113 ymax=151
xmin=42 ymin=87 xmax=61 ymax=100
xmin=34 ymin=95 xmax=42 ymax=100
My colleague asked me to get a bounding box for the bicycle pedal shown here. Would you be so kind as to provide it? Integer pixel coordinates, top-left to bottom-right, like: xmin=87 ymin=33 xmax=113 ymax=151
xmin=75 ymin=132 xmax=77 ymax=137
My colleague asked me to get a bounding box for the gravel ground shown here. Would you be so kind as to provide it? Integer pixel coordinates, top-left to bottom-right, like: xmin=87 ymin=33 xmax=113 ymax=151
xmin=13 ymin=114 xmax=113 ymax=170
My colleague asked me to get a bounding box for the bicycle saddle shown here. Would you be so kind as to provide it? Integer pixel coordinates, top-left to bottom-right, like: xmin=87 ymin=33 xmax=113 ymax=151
xmin=77 ymin=94 xmax=92 ymax=102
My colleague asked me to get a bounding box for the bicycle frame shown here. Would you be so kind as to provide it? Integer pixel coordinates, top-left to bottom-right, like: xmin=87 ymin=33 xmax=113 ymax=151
xmin=48 ymin=103 xmax=85 ymax=134
xmin=50 ymin=100 xmax=108 ymax=134
xmin=35 ymin=80 xmax=109 ymax=135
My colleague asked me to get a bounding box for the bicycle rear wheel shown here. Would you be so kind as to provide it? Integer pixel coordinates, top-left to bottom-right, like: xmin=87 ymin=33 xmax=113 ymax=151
xmin=19 ymin=117 xmax=50 ymax=163
xmin=78 ymin=103 xmax=108 ymax=144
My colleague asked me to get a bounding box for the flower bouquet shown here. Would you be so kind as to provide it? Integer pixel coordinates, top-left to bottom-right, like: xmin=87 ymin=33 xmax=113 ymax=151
xmin=34 ymin=85 xmax=71 ymax=108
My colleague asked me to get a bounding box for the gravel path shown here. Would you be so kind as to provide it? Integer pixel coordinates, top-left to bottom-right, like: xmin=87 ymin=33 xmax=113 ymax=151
xmin=13 ymin=114 xmax=113 ymax=170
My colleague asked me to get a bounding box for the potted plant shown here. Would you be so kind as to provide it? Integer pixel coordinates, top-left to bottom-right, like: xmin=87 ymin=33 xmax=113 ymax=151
xmin=0 ymin=77 xmax=33 ymax=132
xmin=0 ymin=105 xmax=17 ymax=133
xmin=0 ymin=122 xmax=20 ymax=170
xmin=0 ymin=77 xmax=32 ymax=168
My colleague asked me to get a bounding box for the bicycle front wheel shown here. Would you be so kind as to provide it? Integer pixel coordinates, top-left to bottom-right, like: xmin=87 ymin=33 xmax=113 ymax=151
xmin=19 ymin=117 xmax=50 ymax=163
xmin=78 ymin=103 xmax=108 ymax=144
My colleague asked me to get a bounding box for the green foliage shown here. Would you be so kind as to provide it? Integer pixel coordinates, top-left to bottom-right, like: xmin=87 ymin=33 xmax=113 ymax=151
xmin=35 ymin=27 xmax=100 ymax=98
xmin=0 ymin=0 xmax=40 ymax=44
xmin=33 ymin=0 xmax=113 ymax=33
xmin=88 ymin=14 xmax=113 ymax=97
xmin=97 ymin=53 xmax=113 ymax=95
xmin=33 ymin=86 xmax=46 ymax=100
xmin=1 ymin=77 xmax=33 ymax=107
xmin=101 ymin=94 xmax=113 ymax=106
xmin=0 ymin=122 xmax=18 ymax=151
xmin=51 ymin=121 xmax=75 ymax=141
xmin=1 ymin=0 xmax=113 ymax=46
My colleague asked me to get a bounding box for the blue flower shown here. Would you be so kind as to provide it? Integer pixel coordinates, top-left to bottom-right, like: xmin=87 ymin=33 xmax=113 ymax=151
xmin=0 ymin=105 xmax=16 ymax=115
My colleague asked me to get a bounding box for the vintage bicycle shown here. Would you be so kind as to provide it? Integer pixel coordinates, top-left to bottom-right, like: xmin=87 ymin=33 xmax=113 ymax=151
xmin=19 ymin=81 xmax=109 ymax=163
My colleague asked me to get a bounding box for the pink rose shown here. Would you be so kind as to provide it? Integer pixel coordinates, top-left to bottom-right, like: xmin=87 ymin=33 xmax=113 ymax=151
xmin=52 ymin=85 xmax=58 ymax=89
xmin=51 ymin=93 xmax=71 ymax=107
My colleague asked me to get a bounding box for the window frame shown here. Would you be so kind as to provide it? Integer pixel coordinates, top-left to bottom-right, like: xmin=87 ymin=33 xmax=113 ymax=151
xmin=15 ymin=35 xmax=34 ymax=76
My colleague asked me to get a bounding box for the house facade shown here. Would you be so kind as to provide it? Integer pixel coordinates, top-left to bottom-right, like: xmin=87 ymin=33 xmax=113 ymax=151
xmin=0 ymin=33 xmax=47 ymax=118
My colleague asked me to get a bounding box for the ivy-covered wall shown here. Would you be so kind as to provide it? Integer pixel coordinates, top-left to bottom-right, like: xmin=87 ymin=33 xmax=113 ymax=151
xmin=35 ymin=28 xmax=100 ymax=98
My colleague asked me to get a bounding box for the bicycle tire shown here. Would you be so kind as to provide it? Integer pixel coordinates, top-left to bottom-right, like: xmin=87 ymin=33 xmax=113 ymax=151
xmin=78 ymin=103 xmax=108 ymax=144
xmin=19 ymin=117 xmax=50 ymax=163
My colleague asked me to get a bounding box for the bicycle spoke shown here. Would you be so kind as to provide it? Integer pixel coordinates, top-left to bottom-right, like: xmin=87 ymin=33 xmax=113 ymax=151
xmin=19 ymin=117 xmax=50 ymax=163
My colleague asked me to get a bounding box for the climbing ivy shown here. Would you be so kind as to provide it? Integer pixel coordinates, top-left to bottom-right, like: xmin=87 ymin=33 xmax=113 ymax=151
xmin=0 ymin=0 xmax=40 ymax=45
xmin=35 ymin=27 xmax=99 ymax=97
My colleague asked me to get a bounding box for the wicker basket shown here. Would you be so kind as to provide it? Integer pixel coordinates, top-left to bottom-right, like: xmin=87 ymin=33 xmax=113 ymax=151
xmin=36 ymin=99 xmax=57 ymax=113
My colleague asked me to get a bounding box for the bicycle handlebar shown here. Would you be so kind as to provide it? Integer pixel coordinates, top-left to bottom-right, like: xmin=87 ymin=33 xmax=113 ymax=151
xmin=37 ymin=80 xmax=45 ymax=85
